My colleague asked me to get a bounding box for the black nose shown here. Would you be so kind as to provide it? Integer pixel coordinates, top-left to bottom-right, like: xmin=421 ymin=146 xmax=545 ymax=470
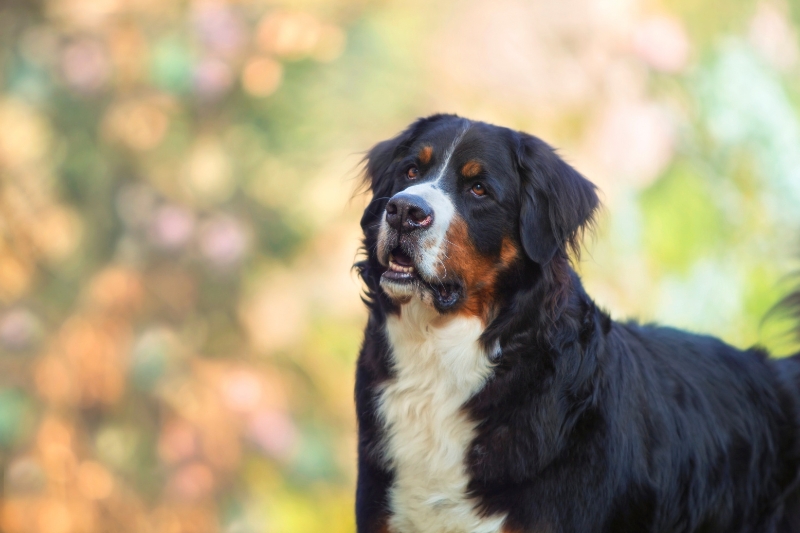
xmin=386 ymin=193 xmax=433 ymax=232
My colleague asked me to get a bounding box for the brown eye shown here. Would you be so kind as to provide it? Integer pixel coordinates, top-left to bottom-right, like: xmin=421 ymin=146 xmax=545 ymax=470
xmin=406 ymin=166 xmax=419 ymax=179
xmin=471 ymin=183 xmax=486 ymax=197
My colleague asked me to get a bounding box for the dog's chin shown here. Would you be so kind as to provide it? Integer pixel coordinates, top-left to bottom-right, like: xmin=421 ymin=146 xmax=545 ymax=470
xmin=379 ymin=247 xmax=462 ymax=311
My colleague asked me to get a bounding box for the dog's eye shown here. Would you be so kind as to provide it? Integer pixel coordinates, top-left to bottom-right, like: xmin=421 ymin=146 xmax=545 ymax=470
xmin=471 ymin=183 xmax=487 ymax=197
xmin=406 ymin=166 xmax=419 ymax=179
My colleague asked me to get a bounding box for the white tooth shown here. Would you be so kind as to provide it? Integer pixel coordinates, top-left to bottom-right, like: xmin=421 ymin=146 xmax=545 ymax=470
xmin=388 ymin=260 xmax=415 ymax=274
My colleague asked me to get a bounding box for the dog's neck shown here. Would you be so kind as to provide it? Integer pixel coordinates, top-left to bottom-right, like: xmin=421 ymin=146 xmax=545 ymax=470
xmin=385 ymin=299 xmax=494 ymax=391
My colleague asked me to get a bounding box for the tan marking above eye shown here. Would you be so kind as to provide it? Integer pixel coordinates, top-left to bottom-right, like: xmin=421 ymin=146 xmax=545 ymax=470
xmin=461 ymin=160 xmax=482 ymax=178
xmin=418 ymin=146 xmax=433 ymax=165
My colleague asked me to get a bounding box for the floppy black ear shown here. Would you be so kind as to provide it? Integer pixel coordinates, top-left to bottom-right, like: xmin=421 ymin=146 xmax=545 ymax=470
xmin=515 ymin=132 xmax=599 ymax=265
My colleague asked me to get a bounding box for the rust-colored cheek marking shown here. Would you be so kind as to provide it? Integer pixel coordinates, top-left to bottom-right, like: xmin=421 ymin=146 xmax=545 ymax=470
xmin=418 ymin=145 xmax=433 ymax=165
xmin=442 ymin=218 xmax=518 ymax=322
xmin=500 ymin=236 xmax=519 ymax=267
xmin=461 ymin=160 xmax=482 ymax=178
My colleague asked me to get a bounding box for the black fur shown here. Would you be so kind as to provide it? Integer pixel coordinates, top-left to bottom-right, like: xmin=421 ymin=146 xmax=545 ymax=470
xmin=354 ymin=114 xmax=800 ymax=533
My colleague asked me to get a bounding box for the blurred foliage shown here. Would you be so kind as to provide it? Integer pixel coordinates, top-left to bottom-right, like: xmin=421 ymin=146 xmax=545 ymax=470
xmin=1 ymin=0 xmax=800 ymax=532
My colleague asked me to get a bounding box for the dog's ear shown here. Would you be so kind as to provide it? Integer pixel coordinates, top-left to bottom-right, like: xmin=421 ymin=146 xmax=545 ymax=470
xmin=360 ymin=115 xmax=452 ymax=230
xmin=515 ymin=132 xmax=599 ymax=265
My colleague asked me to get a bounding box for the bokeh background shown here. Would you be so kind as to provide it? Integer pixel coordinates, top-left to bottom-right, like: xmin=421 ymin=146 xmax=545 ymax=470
xmin=2 ymin=0 xmax=800 ymax=531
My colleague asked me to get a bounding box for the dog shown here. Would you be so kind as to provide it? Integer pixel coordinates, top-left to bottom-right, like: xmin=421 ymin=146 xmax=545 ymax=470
xmin=354 ymin=114 xmax=800 ymax=533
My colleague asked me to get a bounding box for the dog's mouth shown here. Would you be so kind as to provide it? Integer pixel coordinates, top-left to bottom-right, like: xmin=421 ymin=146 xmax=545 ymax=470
xmin=381 ymin=246 xmax=461 ymax=309
xmin=383 ymin=247 xmax=418 ymax=281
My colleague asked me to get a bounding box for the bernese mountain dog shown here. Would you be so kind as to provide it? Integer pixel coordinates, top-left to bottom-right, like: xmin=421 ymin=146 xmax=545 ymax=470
xmin=354 ymin=114 xmax=800 ymax=533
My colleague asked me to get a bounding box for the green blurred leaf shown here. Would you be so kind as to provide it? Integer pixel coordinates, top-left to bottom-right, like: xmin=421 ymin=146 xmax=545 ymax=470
xmin=0 ymin=389 xmax=32 ymax=447
xmin=640 ymin=161 xmax=727 ymax=274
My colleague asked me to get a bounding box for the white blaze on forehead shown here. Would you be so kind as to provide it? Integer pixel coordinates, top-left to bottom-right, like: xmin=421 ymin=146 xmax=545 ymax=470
xmin=431 ymin=124 xmax=469 ymax=182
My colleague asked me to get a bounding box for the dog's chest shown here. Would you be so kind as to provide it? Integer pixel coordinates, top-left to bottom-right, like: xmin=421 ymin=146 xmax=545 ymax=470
xmin=378 ymin=302 xmax=506 ymax=533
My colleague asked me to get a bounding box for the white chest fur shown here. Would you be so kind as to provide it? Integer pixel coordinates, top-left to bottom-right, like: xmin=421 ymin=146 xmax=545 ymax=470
xmin=378 ymin=300 xmax=506 ymax=533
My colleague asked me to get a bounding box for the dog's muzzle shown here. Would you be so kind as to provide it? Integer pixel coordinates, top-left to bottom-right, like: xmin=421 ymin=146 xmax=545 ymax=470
xmin=382 ymin=192 xmax=432 ymax=283
xmin=378 ymin=188 xmax=461 ymax=309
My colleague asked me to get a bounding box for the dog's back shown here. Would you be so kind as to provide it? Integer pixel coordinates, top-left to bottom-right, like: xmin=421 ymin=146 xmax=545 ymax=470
xmin=598 ymin=322 xmax=800 ymax=532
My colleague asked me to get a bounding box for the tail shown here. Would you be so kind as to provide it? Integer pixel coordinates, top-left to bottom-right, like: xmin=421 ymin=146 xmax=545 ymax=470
xmin=772 ymin=286 xmax=800 ymax=382
xmin=781 ymin=287 xmax=800 ymax=360
xmin=767 ymin=286 xmax=800 ymax=450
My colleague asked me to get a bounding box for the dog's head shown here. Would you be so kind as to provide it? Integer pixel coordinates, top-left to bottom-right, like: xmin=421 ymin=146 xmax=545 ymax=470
xmin=359 ymin=114 xmax=599 ymax=321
